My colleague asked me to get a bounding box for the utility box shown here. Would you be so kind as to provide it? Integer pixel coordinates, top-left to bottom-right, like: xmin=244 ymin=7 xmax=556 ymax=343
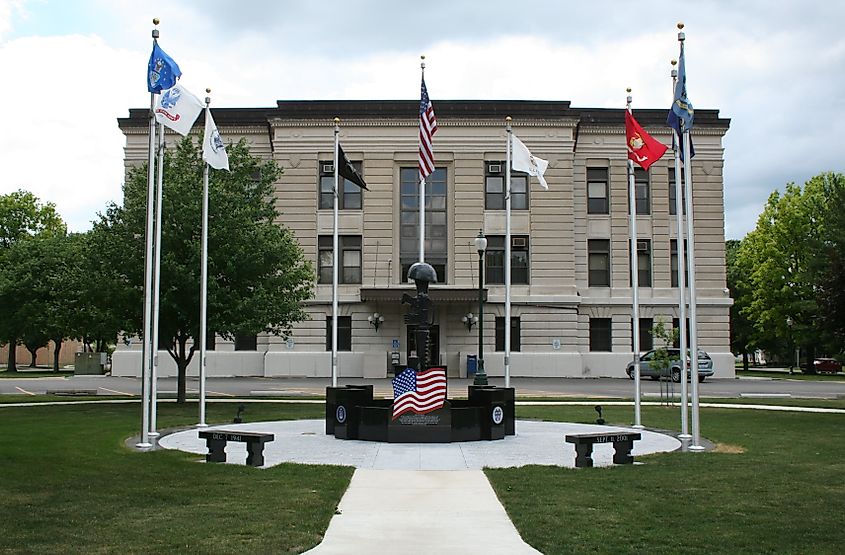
xmin=74 ymin=352 xmax=106 ymax=375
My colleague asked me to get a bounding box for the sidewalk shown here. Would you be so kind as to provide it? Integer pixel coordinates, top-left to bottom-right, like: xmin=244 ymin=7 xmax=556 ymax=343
xmin=303 ymin=469 xmax=541 ymax=554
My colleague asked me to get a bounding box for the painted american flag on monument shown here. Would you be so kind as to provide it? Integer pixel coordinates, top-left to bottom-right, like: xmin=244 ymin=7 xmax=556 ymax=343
xmin=392 ymin=367 xmax=447 ymax=420
xmin=418 ymin=75 xmax=437 ymax=181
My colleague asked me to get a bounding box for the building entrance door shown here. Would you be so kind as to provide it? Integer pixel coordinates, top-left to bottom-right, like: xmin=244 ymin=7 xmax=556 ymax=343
xmin=406 ymin=325 xmax=440 ymax=367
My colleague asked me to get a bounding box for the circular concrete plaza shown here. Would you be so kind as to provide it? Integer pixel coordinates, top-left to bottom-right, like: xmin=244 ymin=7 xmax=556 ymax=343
xmin=159 ymin=419 xmax=681 ymax=470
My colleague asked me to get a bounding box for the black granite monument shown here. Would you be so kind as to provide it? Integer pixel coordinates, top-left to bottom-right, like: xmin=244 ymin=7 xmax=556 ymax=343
xmin=326 ymin=262 xmax=515 ymax=443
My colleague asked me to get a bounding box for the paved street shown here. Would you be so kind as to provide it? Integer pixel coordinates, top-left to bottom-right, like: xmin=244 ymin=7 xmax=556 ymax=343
xmin=2 ymin=373 xmax=844 ymax=400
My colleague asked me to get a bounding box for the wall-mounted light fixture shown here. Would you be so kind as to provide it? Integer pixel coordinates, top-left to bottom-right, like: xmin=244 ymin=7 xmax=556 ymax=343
xmin=462 ymin=312 xmax=478 ymax=331
xmin=367 ymin=312 xmax=384 ymax=331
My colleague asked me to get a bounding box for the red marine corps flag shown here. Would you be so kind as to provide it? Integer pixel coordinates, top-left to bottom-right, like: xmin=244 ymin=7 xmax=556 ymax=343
xmin=625 ymin=111 xmax=668 ymax=171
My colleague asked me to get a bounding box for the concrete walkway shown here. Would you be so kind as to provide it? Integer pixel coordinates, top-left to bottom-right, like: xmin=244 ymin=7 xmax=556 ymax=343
xmin=302 ymin=469 xmax=541 ymax=554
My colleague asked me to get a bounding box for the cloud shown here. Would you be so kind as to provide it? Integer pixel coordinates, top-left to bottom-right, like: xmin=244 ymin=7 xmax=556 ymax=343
xmin=2 ymin=0 xmax=845 ymax=240
xmin=0 ymin=34 xmax=144 ymax=231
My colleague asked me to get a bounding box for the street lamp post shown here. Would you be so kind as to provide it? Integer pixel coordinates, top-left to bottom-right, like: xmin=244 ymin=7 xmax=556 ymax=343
xmin=786 ymin=316 xmax=798 ymax=375
xmin=474 ymin=231 xmax=488 ymax=386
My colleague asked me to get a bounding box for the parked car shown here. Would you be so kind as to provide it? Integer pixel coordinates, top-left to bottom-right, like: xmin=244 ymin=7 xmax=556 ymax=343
xmin=813 ymin=358 xmax=842 ymax=374
xmin=626 ymin=349 xmax=714 ymax=382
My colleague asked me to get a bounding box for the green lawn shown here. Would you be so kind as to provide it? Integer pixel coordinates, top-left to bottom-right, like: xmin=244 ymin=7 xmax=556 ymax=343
xmin=0 ymin=402 xmax=352 ymax=554
xmin=736 ymin=368 xmax=845 ymax=381
xmin=3 ymin=400 xmax=845 ymax=554
xmin=486 ymin=404 xmax=845 ymax=555
xmin=0 ymin=369 xmax=75 ymax=378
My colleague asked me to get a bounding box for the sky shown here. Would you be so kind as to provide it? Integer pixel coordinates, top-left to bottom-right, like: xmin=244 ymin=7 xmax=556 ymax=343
xmin=0 ymin=0 xmax=843 ymax=240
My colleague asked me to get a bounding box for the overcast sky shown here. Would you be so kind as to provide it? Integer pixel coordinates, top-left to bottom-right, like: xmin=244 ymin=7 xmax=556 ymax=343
xmin=0 ymin=0 xmax=842 ymax=239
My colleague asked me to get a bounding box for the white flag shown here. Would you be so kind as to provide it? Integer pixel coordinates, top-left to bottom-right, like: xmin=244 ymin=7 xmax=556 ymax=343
xmin=511 ymin=134 xmax=549 ymax=189
xmin=154 ymin=82 xmax=203 ymax=136
xmin=202 ymin=108 xmax=229 ymax=171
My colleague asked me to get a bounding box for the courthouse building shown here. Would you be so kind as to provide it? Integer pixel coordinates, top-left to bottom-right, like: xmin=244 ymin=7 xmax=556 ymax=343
xmin=113 ymin=100 xmax=733 ymax=379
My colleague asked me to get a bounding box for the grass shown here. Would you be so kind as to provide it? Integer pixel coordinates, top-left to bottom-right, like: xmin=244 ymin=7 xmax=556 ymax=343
xmin=486 ymin=404 xmax=845 ymax=555
xmin=0 ymin=369 xmax=75 ymax=378
xmin=0 ymin=402 xmax=352 ymax=554
xmin=736 ymin=368 xmax=845 ymax=381
xmin=3 ymin=398 xmax=845 ymax=553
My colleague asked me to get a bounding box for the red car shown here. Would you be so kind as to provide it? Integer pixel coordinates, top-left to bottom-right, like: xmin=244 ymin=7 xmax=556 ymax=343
xmin=813 ymin=358 xmax=842 ymax=373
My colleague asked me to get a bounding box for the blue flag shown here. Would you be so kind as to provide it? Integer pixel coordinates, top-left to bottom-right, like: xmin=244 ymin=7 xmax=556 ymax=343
xmin=667 ymin=41 xmax=695 ymax=159
xmin=147 ymin=42 xmax=182 ymax=93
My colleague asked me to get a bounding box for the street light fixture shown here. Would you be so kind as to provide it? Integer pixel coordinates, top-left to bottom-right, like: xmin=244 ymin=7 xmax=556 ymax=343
xmin=786 ymin=316 xmax=797 ymax=375
xmin=474 ymin=230 xmax=488 ymax=386
xmin=367 ymin=312 xmax=384 ymax=331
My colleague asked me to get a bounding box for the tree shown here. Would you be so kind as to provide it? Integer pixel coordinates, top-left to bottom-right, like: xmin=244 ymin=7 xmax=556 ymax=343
xmin=100 ymin=138 xmax=314 ymax=402
xmin=0 ymin=191 xmax=65 ymax=372
xmin=735 ymin=172 xmax=845 ymax=370
xmin=809 ymin=173 xmax=845 ymax=349
xmin=726 ymin=239 xmax=756 ymax=370
xmin=0 ymin=233 xmax=83 ymax=371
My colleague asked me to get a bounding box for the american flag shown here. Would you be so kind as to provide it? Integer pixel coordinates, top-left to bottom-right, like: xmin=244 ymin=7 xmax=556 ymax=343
xmin=418 ymin=75 xmax=437 ymax=181
xmin=392 ymin=367 xmax=447 ymax=420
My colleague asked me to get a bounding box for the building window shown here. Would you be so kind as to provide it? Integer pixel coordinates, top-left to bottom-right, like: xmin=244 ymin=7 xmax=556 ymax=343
xmin=587 ymin=167 xmax=609 ymax=214
xmin=630 ymin=168 xmax=650 ymax=215
xmin=588 ymin=239 xmax=611 ymax=287
xmin=590 ymin=318 xmax=612 ymax=352
xmin=672 ymin=317 xmax=691 ymax=348
xmin=485 ymin=236 xmax=529 ymax=285
xmin=400 ymin=167 xmax=447 ymax=283
xmin=318 ymin=235 xmax=362 ymax=284
xmin=629 ymin=239 xmax=652 ymax=287
xmin=670 ymin=239 xmax=689 ymax=287
xmin=495 ymin=317 xmax=521 ymax=351
xmin=631 ymin=318 xmax=654 ymax=352
xmin=668 ymin=168 xmax=687 ymax=216
xmin=319 ymin=160 xmax=363 ymax=210
xmin=234 ymin=334 xmax=257 ymax=351
xmin=485 ymin=162 xmax=528 ymax=210
xmin=326 ymin=316 xmax=352 ymax=351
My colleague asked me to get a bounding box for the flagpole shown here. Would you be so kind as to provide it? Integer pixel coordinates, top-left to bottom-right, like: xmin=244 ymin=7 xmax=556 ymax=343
xmin=198 ymin=92 xmax=212 ymax=428
xmin=504 ymin=117 xmax=513 ymax=389
xmin=671 ymin=58 xmax=691 ymax=440
xmin=677 ymin=25 xmax=704 ymax=451
xmin=148 ymin=119 xmax=165 ymax=438
xmin=418 ymin=56 xmax=426 ymax=264
xmin=137 ymin=20 xmax=160 ymax=450
xmin=626 ymin=90 xmax=643 ymax=429
xmin=331 ymin=118 xmax=340 ymax=388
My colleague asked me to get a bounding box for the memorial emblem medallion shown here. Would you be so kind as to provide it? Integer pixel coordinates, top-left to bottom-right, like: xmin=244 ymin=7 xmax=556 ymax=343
xmin=492 ymin=405 xmax=504 ymax=425
xmin=336 ymin=405 xmax=347 ymax=424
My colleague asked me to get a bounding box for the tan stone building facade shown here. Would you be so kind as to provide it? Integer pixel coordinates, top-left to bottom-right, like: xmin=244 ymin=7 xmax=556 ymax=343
xmin=113 ymin=100 xmax=733 ymax=379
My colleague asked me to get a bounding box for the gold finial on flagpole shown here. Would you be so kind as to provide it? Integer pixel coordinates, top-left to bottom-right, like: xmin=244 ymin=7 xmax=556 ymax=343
xmin=677 ymin=22 xmax=684 ymax=30
xmin=671 ymin=59 xmax=677 ymax=66
xmin=206 ymin=88 xmax=211 ymax=94
xmin=153 ymin=18 xmax=160 ymax=26
xmin=626 ymin=88 xmax=632 ymax=93
xmin=505 ymin=116 xmax=512 ymax=122
xmin=421 ymin=55 xmax=426 ymax=70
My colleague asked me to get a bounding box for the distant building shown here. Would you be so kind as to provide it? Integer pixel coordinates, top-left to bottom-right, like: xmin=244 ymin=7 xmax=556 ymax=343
xmin=113 ymin=100 xmax=732 ymax=379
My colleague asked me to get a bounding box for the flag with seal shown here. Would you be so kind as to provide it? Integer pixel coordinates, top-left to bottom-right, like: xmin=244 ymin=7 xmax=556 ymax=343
xmin=147 ymin=42 xmax=182 ymax=93
xmin=202 ymin=108 xmax=229 ymax=171
xmin=625 ymin=111 xmax=668 ymax=171
xmin=154 ymin=82 xmax=203 ymax=136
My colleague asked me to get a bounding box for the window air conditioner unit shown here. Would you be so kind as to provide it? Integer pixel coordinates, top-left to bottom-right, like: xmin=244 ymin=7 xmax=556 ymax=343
xmin=512 ymin=237 xmax=527 ymax=248
xmin=488 ymin=163 xmax=502 ymax=174
xmin=637 ymin=240 xmax=650 ymax=252
xmin=322 ymin=163 xmax=334 ymax=173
